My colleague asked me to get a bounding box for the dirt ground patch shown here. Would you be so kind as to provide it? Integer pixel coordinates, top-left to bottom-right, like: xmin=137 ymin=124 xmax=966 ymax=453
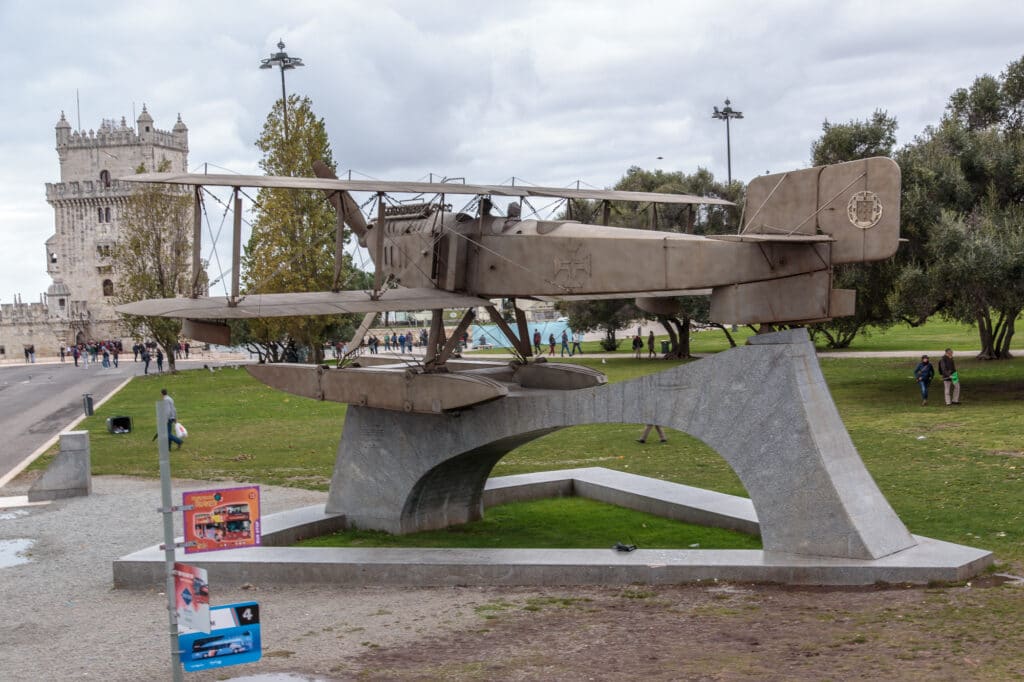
xmin=4 ymin=476 xmax=1023 ymax=681
xmin=337 ymin=582 xmax=1024 ymax=681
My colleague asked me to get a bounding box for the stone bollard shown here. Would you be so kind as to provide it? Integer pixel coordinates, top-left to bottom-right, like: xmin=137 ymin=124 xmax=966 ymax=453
xmin=27 ymin=431 xmax=92 ymax=502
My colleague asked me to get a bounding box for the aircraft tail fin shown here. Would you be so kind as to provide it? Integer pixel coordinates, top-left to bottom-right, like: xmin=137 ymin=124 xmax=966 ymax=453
xmin=743 ymin=157 xmax=900 ymax=264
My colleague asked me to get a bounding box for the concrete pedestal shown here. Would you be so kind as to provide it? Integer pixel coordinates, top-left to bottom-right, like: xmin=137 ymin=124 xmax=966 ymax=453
xmin=328 ymin=329 xmax=915 ymax=561
xmin=28 ymin=430 xmax=91 ymax=502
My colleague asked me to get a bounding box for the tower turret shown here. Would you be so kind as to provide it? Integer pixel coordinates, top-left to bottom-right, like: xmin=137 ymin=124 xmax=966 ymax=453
xmin=137 ymin=105 xmax=154 ymax=142
xmin=55 ymin=111 xmax=72 ymax=146
xmin=172 ymin=113 xmax=189 ymax=153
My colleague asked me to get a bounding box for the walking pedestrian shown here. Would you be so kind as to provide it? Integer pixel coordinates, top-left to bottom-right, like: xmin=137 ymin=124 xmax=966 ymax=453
xmin=938 ymin=348 xmax=961 ymax=406
xmin=161 ymin=388 xmax=184 ymax=450
xmin=913 ymin=355 xmax=934 ymax=406
xmin=637 ymin=424 xmax=667 ymax=443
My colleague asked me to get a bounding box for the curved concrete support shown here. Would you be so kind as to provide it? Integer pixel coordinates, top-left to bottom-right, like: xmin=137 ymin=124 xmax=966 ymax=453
xmin=327 ymin=329 xmax=916 ymax=560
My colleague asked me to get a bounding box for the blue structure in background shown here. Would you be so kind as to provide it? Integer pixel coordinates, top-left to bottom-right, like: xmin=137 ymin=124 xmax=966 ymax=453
xmin=473 ymin=319 xmax=572 ymax=350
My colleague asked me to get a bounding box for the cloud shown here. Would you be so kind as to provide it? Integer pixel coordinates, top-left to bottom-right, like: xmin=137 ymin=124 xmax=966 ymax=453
xmin=1 ymin=0 xmax=1023 ymax=299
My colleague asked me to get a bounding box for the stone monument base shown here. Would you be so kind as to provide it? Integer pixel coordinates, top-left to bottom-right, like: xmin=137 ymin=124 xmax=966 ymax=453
xmin=28 ymin=431 xmax=91 ymax=502
xmin=113 ymin=468 xmax=991 ymax=589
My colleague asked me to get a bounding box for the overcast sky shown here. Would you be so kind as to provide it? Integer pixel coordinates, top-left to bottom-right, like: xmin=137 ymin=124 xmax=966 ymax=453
xmin=2 ymin=0 xmax=1023 ymax=301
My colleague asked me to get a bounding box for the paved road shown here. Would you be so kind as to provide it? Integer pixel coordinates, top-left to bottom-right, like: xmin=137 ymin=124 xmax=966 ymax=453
xmin=0 ymin=355 xmax=247 ymax=486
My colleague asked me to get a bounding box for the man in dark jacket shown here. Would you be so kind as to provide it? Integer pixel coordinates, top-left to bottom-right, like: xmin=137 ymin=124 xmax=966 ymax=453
xmin=937 ymin=348 xmax=961 ymax=406
xmin=913 ymin=355 xmax=934 ymax=406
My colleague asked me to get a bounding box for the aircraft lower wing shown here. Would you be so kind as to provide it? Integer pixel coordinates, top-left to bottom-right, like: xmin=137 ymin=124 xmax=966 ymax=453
xmin=116 ymin=288 xmax=492 ymax=319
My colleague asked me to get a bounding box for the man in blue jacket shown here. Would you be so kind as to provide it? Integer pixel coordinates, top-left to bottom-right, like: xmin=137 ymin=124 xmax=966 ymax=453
xmin=913 ymin=355 xmax=935 ymax=406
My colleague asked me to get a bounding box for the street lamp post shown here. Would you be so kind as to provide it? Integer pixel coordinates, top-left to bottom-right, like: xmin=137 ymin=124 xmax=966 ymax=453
xmin=260 ymin=40 xmax=305 ymax=141
xmin=711 ymin=98 xmax=743 ymax=185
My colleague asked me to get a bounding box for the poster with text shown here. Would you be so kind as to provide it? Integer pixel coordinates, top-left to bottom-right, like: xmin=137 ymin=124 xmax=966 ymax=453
xmin=173 ymin=562 xmax=210 ymax=634
xmin=183 ymin=486 xmax=261 ymax=554
xmin=179 ymin=601 xmax=261 ymax=672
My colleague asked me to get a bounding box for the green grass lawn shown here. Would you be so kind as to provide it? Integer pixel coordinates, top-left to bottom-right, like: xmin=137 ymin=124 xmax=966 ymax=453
xmin=298 ymin=496 xmax=762 ymax=550
xmin=33 ymin=349 xmax=1024 ymax=564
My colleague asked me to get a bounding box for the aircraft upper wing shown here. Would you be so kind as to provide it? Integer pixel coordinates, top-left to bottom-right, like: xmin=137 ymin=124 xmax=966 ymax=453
xmin=116 ymin=288 xmax=492 ymax=319
xmin=124 ymin=172 xmax=734 ymax=206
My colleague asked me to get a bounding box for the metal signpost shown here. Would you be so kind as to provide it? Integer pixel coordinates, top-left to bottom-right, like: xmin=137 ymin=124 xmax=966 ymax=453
xmin=156 ymin=398 xmax=185 ymax=681
xmin=156 ymin=402 xmax=263 ymax=676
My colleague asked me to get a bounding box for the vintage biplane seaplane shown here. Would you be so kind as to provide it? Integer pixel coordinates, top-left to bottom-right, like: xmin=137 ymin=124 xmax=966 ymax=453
xmin=117 ymin=156 xmax=900 ymax=414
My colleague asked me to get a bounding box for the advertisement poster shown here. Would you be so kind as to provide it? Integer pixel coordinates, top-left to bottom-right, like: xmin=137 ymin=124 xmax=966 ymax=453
xmin=173 ymin=562 xmax=210 ymax=634
xmin=182 ymin=486 xmax=261 ymax=554
xmin=179 ymin=601 xmax=261 ymax=672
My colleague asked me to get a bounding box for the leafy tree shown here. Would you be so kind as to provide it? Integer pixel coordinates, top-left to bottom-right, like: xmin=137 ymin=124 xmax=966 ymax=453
xmin=113 ymin=159 xmax=195 ymax=372
xmin=561 ymin=299 xmax=642 ymax=351
xmin=805 ymin=111 xmax=900 ymax=349
xmin=810 ymin=110 xmax=898 ymax=165
xmin=242 ymin=95 xmax=361 ymax=363
xmin=894 ymin=56 xmax=1024 ymax=358
xmin=898 ymin=208 xmax=1024 ymax=359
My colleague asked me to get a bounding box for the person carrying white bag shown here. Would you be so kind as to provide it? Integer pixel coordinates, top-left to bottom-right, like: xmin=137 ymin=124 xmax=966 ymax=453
xmin=161 ymin=388 xmax=185 ymax=450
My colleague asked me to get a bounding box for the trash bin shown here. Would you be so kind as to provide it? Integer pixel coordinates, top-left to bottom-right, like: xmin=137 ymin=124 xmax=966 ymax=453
xmin=106 ymin=416 xmax=133 ymax=434
xmin=82 ymin=393 xmax=94 ymax=416
xmin=660 ymin=340 xmax=670 ymax=353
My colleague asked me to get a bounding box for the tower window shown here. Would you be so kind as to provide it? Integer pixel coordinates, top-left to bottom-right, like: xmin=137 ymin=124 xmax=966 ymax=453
xmin=98 ymin=207 xmax=103 ymax=222
xmin=59 ymin=298 xmax=66 ymax=308
xmin=100 ymin=170 xmax=111 ymax=187
xmin=105 ymin=207 xmax=111 ymax=222
xmin=102 ymin=279 xmax=114 ymax=296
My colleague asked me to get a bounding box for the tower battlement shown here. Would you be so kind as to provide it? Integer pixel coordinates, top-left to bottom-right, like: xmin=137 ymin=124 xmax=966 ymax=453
xmin=59 ymin=121 xmax=186 ymax=152
xmin=0 ymin=299 xmax=48 ymax=323
xmin=45 ymin=179 xmax=137 ymax=203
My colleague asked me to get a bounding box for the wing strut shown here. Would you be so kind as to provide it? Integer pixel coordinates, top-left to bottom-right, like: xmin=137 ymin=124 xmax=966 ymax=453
xmin=230 ymin=188 xmax=242 ymax=305
xmin=486 ymin=304 xmax=530 ymax=359
xmin=342 ymin=312 xmax=378 ymax=365
xmin=191 ymin=185 xmax=203 ymax=297
xmin=426 ymin=310 xmax=446 ymax=365
xmin=513 ymin=300 xmax=533 ymax=358
xmin=427 ymin=308 xmax=476 ymax=370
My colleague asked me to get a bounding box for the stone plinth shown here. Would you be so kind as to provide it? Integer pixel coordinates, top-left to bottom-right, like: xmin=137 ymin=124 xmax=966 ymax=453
xmin=28 ymin=431 xmax=91 ymax=502
xmin=328 ymin=329 xmax=916 ymax=561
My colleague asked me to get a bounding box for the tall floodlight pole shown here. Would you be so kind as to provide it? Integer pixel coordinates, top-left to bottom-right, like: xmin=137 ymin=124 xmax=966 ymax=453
xmin=711 ymin=98 xmax=743 ymax=185
xmin=259 ymin=40 xmax=305 ymax=141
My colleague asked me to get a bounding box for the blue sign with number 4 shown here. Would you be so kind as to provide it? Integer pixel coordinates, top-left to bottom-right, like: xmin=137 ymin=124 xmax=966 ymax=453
xmin=179 ymin=601 xmax=261 ymax=672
